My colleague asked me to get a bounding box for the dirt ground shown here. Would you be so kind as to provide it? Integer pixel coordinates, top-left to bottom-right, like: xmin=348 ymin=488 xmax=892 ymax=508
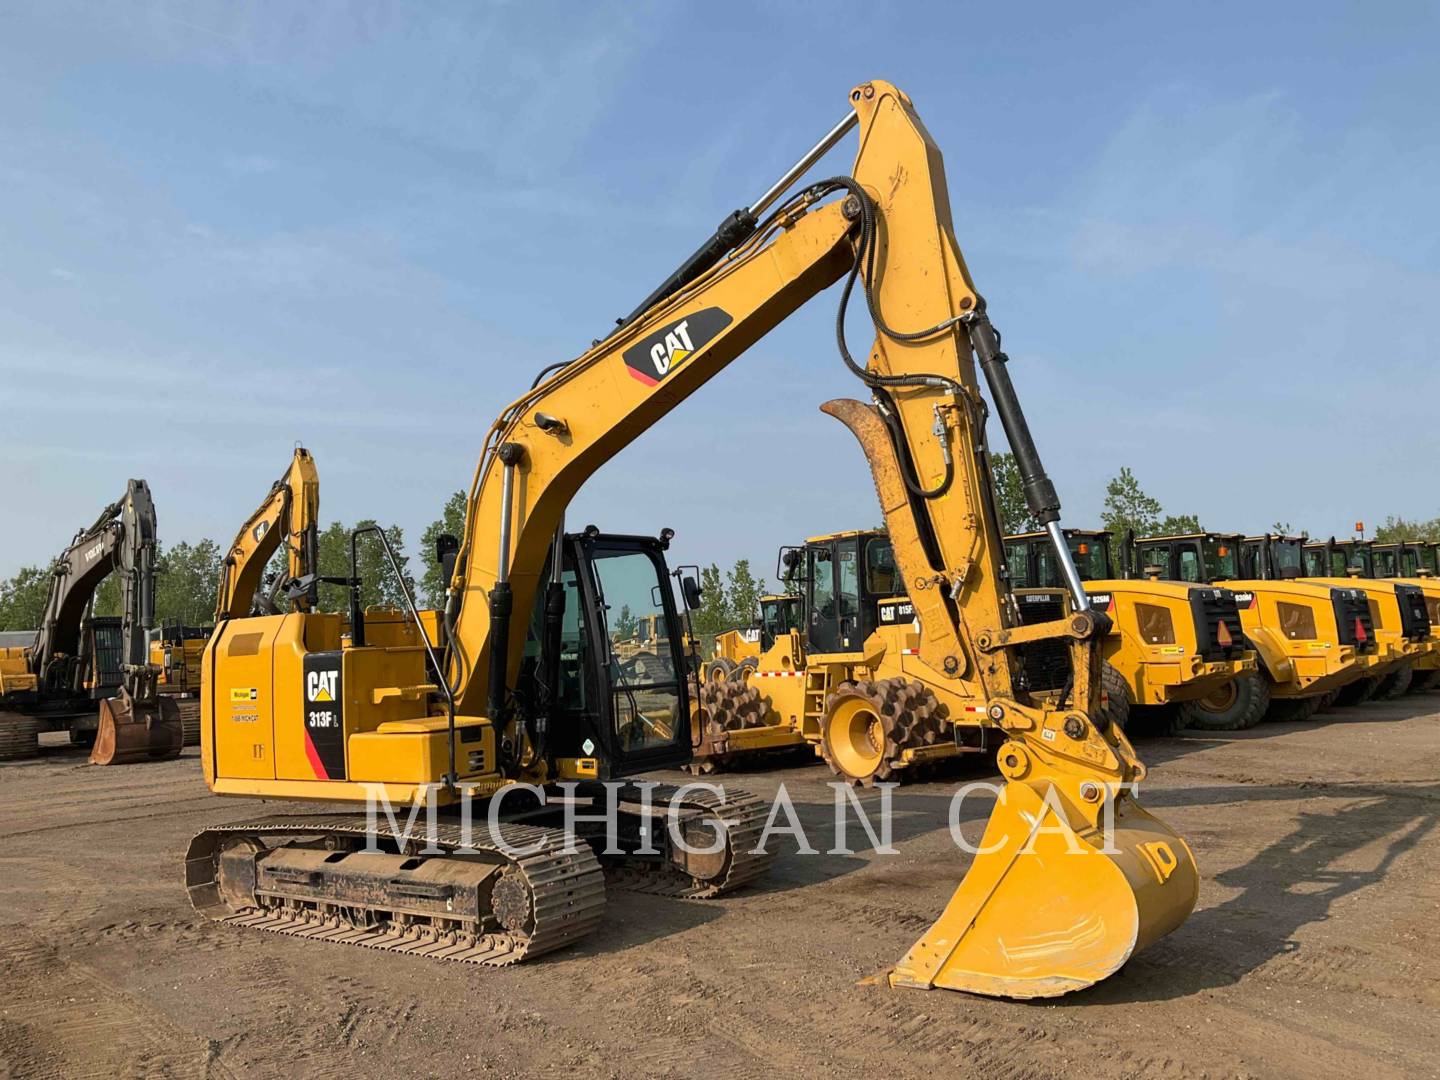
xmin=1 ymin=696 xmax=1437 ymax=1080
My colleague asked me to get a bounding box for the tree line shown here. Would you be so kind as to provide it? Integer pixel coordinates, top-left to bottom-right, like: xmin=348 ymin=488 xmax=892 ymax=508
xmin=990 ymin=451 xmax=1433 ymax=549
xmin=0 ymin=492 xmax=780 ymax=644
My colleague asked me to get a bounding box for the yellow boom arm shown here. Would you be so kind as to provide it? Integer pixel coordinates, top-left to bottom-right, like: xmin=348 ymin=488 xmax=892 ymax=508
xmin=215 ymin=447 xmax=320 ymax=620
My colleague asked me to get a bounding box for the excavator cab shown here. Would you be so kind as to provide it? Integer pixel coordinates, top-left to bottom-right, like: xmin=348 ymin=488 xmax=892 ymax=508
xmin=522 ymin=531 xmax=699 ymax=775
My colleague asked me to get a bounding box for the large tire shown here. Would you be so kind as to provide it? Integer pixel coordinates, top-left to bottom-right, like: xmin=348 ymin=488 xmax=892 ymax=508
xmin=1265 ymin=695 xmax=1322 ymax=723
xmin=1100 ymin=662 xmax=1132 ymax=732
xmin=1376 ymin=661 xmax=1414 ymax=699
xmin=1126 ymin=704 xmax=1184 ymax=737
xmin=701 ymin=657 xmax=736 ymax=685
xmin=1335 ymin=676 xmax=1380 ymax=707
xmin=731 ymin=656 xmax=759 ymax=684
xmin=1316 ymin=690 xmax=1339 ymax=711
xmin=1411 ymin=669 xmax=1440 ymax=693
xmin=1179 ymin=671 xmax=1271 ymax=732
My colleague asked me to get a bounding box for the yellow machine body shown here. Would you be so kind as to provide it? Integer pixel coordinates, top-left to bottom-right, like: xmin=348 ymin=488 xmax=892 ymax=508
xmin=202 ymin=80 xmax=1196 ymax=998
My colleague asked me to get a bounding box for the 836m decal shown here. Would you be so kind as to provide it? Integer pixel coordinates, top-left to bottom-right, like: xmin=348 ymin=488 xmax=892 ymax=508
xmin=622 ymin=307 xmax=733 ymax=385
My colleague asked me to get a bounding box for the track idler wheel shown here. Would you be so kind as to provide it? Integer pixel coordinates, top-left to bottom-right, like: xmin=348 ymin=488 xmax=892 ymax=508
xmin=90 ymin=693 xmax=183 ymax=766
xmin=820 ymin=677 xmax=946 ymax=787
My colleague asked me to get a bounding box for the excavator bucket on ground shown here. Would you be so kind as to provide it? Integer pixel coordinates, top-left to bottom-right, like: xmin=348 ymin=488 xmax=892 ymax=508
xmin=90 ymin=689 xmax=183 ymax=765
xmin=889 ymin=775 xmax=1198 ymax=998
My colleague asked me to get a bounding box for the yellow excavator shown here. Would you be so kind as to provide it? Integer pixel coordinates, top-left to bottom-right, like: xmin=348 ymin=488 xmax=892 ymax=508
xmin=188 ymin=80 xmax=1196 ymax=999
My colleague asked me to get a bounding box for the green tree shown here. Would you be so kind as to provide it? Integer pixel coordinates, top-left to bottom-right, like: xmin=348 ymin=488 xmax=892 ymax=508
xmin=1101 ymin=467 xmax=1164 ymax=540
xmin=613 ymin=603 xmax=637 ymax=642
xmin=990 ymin=451 xmax=1038 ymax=535
xmin=419 ymin=490 xmax=468 ymax=607
xmin=725 ymin=558 xmax=768 ymax=632
xmin=314 ymin=520 xmax=414 ymax=612
xmin=690 ymin=563 xmax=731 ymax=639
xmin=1158 ymin=513 xmax=1202 ymax=535
xmin=1374 ymin=515 xmax=1440 ymax=543
xmin=0 ymin=565 xmax=51 ymax=631
xmin=154 ymin=539 xmax=223 ymax=626
xmin=93 ymin=569 xmax=121 ymax=617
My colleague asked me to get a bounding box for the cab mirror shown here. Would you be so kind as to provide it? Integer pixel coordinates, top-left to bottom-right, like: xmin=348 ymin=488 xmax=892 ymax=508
xmin=681 ymin=575 xmax=702 ymax=611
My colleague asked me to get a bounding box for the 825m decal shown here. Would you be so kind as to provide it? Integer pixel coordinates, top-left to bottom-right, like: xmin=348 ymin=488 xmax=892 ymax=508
xmin=622 ymin=307 xmax=733 ymax=385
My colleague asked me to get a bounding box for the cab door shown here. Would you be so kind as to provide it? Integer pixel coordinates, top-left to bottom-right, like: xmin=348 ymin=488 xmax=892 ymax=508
xmin=807 ymin=538 xmax=863 ymax=654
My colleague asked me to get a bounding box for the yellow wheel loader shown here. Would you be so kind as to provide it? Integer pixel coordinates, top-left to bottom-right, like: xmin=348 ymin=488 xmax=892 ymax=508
xmin=190 ymin=80 xmax=1195 ymax=999
xmin=0 ymin=480 xmax=181 ymax=764
xmin=1130 ymin=532 xmax=1382 ymax=728
xmin=1306 ymin=537 xmax=1440 ymax=696
xmin=707 ymin=592 xmax=803 ymax=683
xmin=1003 ymin=528 xmax=1255 ymax=734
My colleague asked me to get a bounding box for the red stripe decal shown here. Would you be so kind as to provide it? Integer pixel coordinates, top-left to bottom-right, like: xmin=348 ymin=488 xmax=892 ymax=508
xmin=302 ymin=726 xmax=330 ymax=780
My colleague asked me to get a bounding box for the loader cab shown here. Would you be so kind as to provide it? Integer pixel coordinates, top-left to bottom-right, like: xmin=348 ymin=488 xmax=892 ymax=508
xmin=796 ymin=530 xmax=897 ymax=656
xmin=1370 ymin=542 xmax=1432 ymax=579
xmin=1304 ymin=539 xmax=1374 ymax=578
xmin=1240 ymin=535 xmax=1306 ymax=580
xmin=522 ymin=530 xmax=699 ymax=777
xmin=1002 ymin=529 xmax=1114 ymax=588
xmin=757 ymin=594 xmax=804 ymax=652
xmin=1131 ymin=532 xmax=1243 ymax=584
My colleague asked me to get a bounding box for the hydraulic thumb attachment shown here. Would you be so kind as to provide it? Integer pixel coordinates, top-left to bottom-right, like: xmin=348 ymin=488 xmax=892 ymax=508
xmin=823 ymin=396 xmax=1197 ymax=998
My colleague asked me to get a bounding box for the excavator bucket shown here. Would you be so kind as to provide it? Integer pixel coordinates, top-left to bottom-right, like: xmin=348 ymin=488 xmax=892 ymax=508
xmin=90 ymin=692 xmax=183 ymax=766
xmin=889 ymin=778 xmax=1198 ymax=999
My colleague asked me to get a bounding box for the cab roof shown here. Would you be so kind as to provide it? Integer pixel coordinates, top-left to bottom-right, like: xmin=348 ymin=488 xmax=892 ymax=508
xmin=804 ymin=529 xmax=886 ymax=544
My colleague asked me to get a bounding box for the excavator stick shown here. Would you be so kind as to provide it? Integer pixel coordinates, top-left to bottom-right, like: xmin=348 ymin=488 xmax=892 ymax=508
xmin=91 ymin=687 xmax=183 ymax=766
xmin=888 ymin=773 xmax=1198 ymax=998
xmin=823 ymin=396 xmax=1198 ymax=997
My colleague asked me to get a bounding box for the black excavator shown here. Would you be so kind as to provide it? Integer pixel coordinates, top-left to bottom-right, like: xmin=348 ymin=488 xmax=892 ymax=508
xmin=0 ymin=480 xmax=182 ymax=764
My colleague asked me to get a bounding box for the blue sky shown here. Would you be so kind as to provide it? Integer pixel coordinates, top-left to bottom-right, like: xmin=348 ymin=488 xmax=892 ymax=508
xmin=3 ymin=2 xmax=1438 ymax=584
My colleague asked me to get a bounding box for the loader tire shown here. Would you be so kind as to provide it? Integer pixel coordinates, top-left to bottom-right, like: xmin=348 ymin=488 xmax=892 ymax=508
xmin=1317 ymin=691 xmax=1339 ymax=711
xmin=1411 ymin=669 xmax=1440 ymax=693
xmin=1376 ymin=661 xmax=1414 ymax=699
xmin=1179 ymin=670 xmax=1270 ymax=732
xmin=1265 ymin=695 xmax=1322 ymax=723
xmin=1126 ymin=705 xmax=1184 ymax=738
xmin=1100 ymin=662 xmax=1132 ymax=732
xmin=1335 ymin=676 xmax=1380 ymax=706
xmin=731 ymin=656 xmax=759 ymax=684
xmin=703 ymin=658 xmax=737 ymax=685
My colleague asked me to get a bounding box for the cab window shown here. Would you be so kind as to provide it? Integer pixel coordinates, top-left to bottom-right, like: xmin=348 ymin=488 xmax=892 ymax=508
xmin=1203 ymin=539 xmax=1238 ymax=581
xmin=1271 ymin=540 xmax=1303 ymax=578
xmin=865 ymin=537 xmax=900 ymax=596
xmin=1004 ymin=541 xmax=1032 ymax=588
xmin=837 ymin=540 xmax=860 ymax=619
xmin=1067 ymin=536 xmax=1111 ymax=580
xmin=1177 ymin=544 xmax=1203 ymax=583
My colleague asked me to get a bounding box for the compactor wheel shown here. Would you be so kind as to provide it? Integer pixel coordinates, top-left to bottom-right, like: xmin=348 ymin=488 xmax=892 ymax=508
xmin=819 ymin=677 xmax=947 ymax=788
xmin=1376 ymin=661 xmax=1413 ymax=700
xmin=686 ymin=679 xmax=768 ymax=774
xmin=1178 ymin=670 xmax=1270 ymax=732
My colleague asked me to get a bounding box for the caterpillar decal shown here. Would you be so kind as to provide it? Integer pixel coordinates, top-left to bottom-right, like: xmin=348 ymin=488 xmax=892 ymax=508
xmin=621 ymin=307 xmax=733 ymax=385
xmin=301 ymin=651 xmax=345 ymax=780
